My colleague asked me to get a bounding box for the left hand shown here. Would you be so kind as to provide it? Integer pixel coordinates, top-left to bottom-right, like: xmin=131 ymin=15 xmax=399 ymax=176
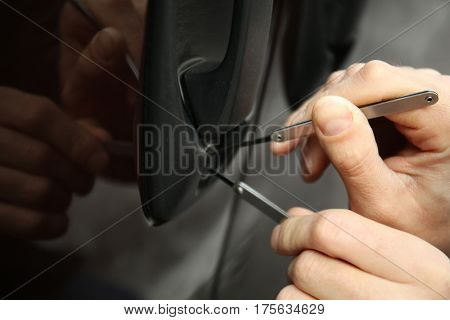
xmin=272 ymin=208 xmax=450 ymax=300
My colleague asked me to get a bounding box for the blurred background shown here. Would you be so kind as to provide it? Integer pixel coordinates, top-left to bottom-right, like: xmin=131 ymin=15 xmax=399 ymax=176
xmin=1 ymin=0 xmax=449 ymax=299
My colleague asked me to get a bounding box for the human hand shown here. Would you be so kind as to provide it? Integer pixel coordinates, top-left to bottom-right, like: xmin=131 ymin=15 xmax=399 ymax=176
xmin=59 ymin=1 xmax=146 ymax=179
xmin=272 ymin=61 xmax=450 ymax=255
xmin=272 ymin=208 xmax=450 ymax=300
xmin=0 ymin=87 xmax=108 ymax=239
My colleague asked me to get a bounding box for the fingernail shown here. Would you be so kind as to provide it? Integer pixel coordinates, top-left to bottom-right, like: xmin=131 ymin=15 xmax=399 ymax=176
xmin=299 ymin=136 xmax=312 ymax=176
xmin=271 ymin=225 xmax=281 ymax=250
xmin=316 ymin=101 xmax=353 ymax=136
xmin=88 ymin=151 xmax=109 ymax=173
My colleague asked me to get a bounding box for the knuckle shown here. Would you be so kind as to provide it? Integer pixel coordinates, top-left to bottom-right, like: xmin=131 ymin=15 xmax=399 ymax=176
xmin=310 ymin=212 xmax=342 ymax=249
xmin=345 ymin=63 xmax=363 ymax=75
xmin=347 ymin=63 xmax=358 ymax=69
xmin=359 ymin=60 xmax=391 ymax=83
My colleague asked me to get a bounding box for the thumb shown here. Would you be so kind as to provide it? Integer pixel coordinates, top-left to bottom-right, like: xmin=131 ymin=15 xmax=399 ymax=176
xmin=311 ymin=96 xmax=397 ymax=210
xmin=62 ymin=27 xmax=130 ymax=119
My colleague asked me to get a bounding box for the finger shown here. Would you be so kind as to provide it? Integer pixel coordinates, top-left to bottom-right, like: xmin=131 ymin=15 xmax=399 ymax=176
xmin=271 ymin=97 xmax=323 ymax=157
xmin=0 ymin=166 xmax=73 ymax=213
xmin=0 ymin=126 xmax=94 ymax=195
xmin=298 ymin=135 xmax=329 ymax=182
xmin=0 ymin=203 xmax=68 ymax=240
xmin=288 ymin=250 xmax=401 ymax=300
xmin=62 ymin=28 xmax=135 ymax=142
xmin=83 ymin=0 xmax=144 ymax=64
xmin=62 ymin=27 xmax=131 ymax=120
xmin=387 ymin=68 xmax=450 ymax=151
xmin=326 ymin=61 xmax=425 ymax=105
xmin=272 ymin=63 xmax=364 ymax=156
xmin=271 ymin=107 xmax=309 ymax=156
xmin=311 ymin=95 xmax=397 ymax=211
xmin=272 ymin=71 xmax=346 ymax=177
xmin=327 ymin=61 xmax=449 ymax=151
xmin=131 ymin=0 xmax=148 ymax=20
xmin=0 ymin=87 xmax=108 ymax=174
xmin=277 ymin=285 xmax=316 ymax=300
xmin=59 ymin=1 xmax=99 ymax=83
xmin=272 ymin=67 xmax=353 ymax=165
xmin=272 ymin=83 xmax=331 ymax=155
xmin=273 ymin=61 xmax=427 ymax=156
xmin=271 ymin=208 xmax=314 ymax=251
xmin=271 ymin=137 xmax=300 ymax=156
xmin=273 ymin=61 xmax=416 ymax=164
xmin=275 ymin=61 xmax=449 ymax=180
xmin=272 ymin=209 xmax=448 ymax=284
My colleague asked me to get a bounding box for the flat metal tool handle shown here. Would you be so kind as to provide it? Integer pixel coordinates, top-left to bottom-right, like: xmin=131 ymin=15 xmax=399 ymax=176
xmin=271 ymin=90 xmax=439 ymax=143
xmin=234 ymin=182 xmax=289 ymax=223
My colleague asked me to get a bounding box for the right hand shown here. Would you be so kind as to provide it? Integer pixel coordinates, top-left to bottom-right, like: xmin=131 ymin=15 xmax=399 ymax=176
xmin=0 ymin=87 xmax=108 ymax=239
xmin=272 ymin=61 xmax=450 ymax=255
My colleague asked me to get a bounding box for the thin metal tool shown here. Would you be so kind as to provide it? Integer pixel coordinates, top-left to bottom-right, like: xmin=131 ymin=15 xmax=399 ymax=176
xmin=216 ymin=91 xmax=438 ymax=222
xmin=216 ymin=173 xmax=289 ymax=223
xmin=271 ymin=90 xmax=438 ymax=143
